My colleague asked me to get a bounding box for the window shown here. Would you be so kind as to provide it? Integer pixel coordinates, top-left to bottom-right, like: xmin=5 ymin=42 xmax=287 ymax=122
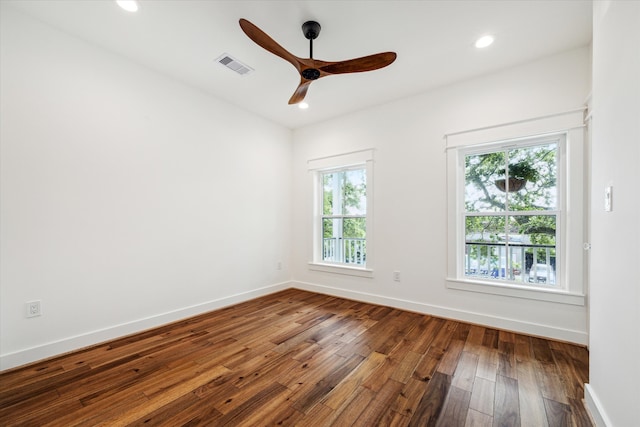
xmin=308 ymin=149 xmax=374 ymax=277
xmin=445 ymin=110 xmax=586 ymax=305
xmin=463 ymin=137 xmax=561 ymax=287
xmin=320 ymin=167 xmax=367 ymax=265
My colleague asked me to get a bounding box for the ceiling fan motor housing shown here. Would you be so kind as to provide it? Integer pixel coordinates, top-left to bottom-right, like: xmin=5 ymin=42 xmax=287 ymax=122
xmin=302 ymin=68 xmax=321 ymax=80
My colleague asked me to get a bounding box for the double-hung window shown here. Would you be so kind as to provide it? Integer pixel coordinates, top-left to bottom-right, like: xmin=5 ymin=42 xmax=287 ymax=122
xmin=446 ymin=111 xmax=586 ymax=305
xmin=463 ymin=137 xmax=561 ymax=286
xmin=308 ymin=149 xmax=374 ymax=277
xmin=320 ymin=167 xmax=367 ymax=265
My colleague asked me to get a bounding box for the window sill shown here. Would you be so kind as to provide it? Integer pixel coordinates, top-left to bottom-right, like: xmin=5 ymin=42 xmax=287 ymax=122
xmin=446 ymin=278 xmax=585 ymax=306
xmin=308 ymin=262 xmax=374 ymax=278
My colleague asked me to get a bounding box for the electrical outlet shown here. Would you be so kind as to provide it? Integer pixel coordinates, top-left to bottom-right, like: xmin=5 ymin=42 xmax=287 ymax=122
xmin=393 ymin=271 xmax=401 ymax=282
xmin=26 ymin=300 xmax=41 ymax=318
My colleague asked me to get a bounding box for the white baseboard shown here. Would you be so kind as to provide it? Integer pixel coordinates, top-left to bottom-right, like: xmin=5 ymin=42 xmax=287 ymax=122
xmin=2 ymin=280 xmax=588 ymax=371
xmin=584 ymin=384 xmax=612 ymax=427
xmin=0 ymin=282 xmax=291 ymax=371
xmin=292 ymin=281 xmax=588 ymax=345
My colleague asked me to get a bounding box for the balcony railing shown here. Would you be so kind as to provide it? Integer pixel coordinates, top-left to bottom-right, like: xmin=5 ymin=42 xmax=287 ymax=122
xmin=323 ymin=237 xmax=366 ymax=266
xmin=465 ymin=241 xmax=556 ymax=285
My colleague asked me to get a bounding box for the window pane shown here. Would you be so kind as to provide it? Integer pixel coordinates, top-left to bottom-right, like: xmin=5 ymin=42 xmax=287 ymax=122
xmin=342 ymin=169 xmax=366 ymax=215
xmin=464 ymin=241 xmax=507 ymax=279
xmin=343 ymin=217 xmax=366 ymax=265
xmin=465 ymin=215 xmax=507 ymax=279
xmin=507 ymin=143 xmax=557 ymax=211
xmin=465 ymin=215 xmax=506 ymax=243
xmin=322 ymin=218 xmax=338 ymax=263
xmin=322 ymin=173 xmax=334 ymax=216
xmin=464 ymin=214 xmax=557 ymax=286
xmin=343 ymin=217 xmax=366 ymax=239
xmin=465 ymin=151 xmax=506 ymax=212
xmin=510 ymin=214 xmax=556 ymax=285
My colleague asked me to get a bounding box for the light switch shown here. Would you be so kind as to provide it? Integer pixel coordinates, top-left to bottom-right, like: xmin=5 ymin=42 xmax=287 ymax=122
xmin=604 ymin=186 xmax=613 ymax=212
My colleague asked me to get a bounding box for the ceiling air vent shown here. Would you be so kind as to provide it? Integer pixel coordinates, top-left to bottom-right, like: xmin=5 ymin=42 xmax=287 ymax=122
xmin=216 ymin=53 xmax=253 ymax=76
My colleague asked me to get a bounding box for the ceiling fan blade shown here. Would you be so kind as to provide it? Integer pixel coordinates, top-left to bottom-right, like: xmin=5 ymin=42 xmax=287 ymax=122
xmin=319 ymin=52 xmax=397 ymax=75
xmin=288 ymin=79 xmax=313 ymax=105
xmin=239 ymin=19 xmax=302 ymax=72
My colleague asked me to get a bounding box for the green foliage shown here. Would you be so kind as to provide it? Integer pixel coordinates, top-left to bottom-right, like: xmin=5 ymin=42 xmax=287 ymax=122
xmin=498 ymin=161 xmax=540 ymax=181
xmin=464 ymin=143 xmax=558 ymax=244
xmin=322 ymin=169 xmax=366 ymax=239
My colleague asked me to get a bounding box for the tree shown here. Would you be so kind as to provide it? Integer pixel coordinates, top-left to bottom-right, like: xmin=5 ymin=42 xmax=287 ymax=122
xmin=322 ymin=169 xmax=366 ymax=239
xmin=464 ymin=143 xmax=558 ymax=278
xmin=464 ymin=143 xmax=557 ymax=245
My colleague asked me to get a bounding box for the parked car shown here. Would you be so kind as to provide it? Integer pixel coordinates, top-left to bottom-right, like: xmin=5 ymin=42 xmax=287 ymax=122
xmin=528 ymin=264 xmax=555 ymax=284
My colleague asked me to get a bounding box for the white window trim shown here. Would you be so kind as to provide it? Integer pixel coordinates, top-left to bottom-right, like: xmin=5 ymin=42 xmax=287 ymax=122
xmin=308 ymin=149 xmax=374 ymax=278
xmin=445 ymin=110 xmax=587 ymax=305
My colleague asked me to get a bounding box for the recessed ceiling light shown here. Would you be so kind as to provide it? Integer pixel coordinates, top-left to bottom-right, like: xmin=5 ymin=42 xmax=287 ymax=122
xmin=116 ymin=0 xmax=139 ymax=12
xmin=475 ymin=35 xmax=494 ymax=49
xmin=298 ymin=102 xmax=309 ymax=110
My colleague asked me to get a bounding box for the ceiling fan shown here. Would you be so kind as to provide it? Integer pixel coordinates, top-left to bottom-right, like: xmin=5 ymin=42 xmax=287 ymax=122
xmin=239 ymin=18 xmax=397 ymax=105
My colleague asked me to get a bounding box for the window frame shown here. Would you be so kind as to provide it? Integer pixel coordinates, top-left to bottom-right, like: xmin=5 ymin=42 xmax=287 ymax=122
xmin=308 ymin=149 xmax=374 ymax=278
xmin=459 ymin=135 xmax=564 ymax=288
xmin=319 ymin=166 xmax=368 ymax=266
xmin=445 ymin=114 xmax=586 ymax=306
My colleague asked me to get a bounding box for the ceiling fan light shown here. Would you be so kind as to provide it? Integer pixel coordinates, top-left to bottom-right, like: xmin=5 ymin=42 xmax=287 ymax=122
xmin=116 ymin=0 xmax=139 ymax=12
xmin=475 ymin=35 xmax=494 ymax=48
xmin=298 ymin=102 xmax=309 ymax=110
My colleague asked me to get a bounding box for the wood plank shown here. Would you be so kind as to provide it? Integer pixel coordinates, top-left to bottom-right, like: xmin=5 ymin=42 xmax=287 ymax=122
xmin=463 ymin=325 xmax=487 ymax=354
xmin=436 ymin=339 xmax=465 ymax=376
xmin=475 ymin=346 xmax=498 ymax=382
xmin=214 ymin=382 xmax=290 ymax=426
xmin=353 ymin=378 xmax=404 ymax=426
xmin=410 ymin=317 xmax=446 ymax=353
xmin=543 ymin=397 xmax=572 ymax=427
xmin=292 ymin=353 xmax=365 ymax=413
xmin=125 ymin=392 xmax=219 ymax=426
xmin=390 ymin=377 xmax=430 ymax=419
xmin=569 ymin=397 xmax=595 ymax=427
xmin=498 ymin=349 xmax=517 ymax=380
xmin=328 ymin=385 xmax=375 ymax=426
xmin=435 ymin=385 xmax=471 ymax=427
xmin=390 ymin=350 xmax=423 ymax=384
xmin=321 ymin=351 xmax=387 ymax=410
xmin=413 ymin=351 xmax=442 ymax=383
xmin=493 ymin=375 xmax=520 ymax=427
xmin=482 ymin=328 xmax=499 ymax=350
xmin=517 ymin=360 xmax=549 ymax=427
xmin=549 ymin=346 xmax=586 ymax=399
xmin=514 ymin=334 xmax=533 ymax=363
xmin=408 ymin=371 xmax=451 ymax=427
xmin=297 ymin=402 xmax=334 ymax=427
xmin=465 ymin=408 xmax=493 ymax=427
xmin=468 ymin=377 xmax=495 ymax=417
xmin=534 ymin=359 xmax=570 ymax=405
xmin=451 ymin=351 xmax=479 ymax=392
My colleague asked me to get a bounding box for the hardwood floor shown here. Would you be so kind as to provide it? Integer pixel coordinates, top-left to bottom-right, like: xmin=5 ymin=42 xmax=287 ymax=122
xmin=0 ymin=289 xmax=592 ymax=426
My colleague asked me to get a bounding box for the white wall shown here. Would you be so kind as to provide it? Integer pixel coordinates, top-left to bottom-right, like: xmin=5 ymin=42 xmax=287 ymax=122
xmin=291 ymin=47 xmax=591 ymax=344
xmin=0 ymin=6 xmax=292 ymax=370
xmin=585 ymin=1 xmax=640 ymax=426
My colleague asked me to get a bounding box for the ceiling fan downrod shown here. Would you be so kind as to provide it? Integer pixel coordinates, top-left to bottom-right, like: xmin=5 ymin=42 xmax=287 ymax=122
xmin=301 ymin=21 xmax=322 ymax=80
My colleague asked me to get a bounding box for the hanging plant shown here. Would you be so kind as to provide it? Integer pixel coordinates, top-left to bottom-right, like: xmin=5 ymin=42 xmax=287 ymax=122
xmin=495 ymin=161 xmax=539 ymax=192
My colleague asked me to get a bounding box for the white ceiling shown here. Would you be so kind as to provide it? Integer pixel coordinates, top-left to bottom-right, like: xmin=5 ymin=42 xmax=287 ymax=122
xmin=6 ymin=0 xmax=592 ymax=129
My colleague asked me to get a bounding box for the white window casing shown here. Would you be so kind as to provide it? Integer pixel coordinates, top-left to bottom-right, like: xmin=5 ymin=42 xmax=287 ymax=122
xmin=445 ymin=109 xmax=587 ymax=305
xmin=308 ymin=149 xmax=374 ymax=278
